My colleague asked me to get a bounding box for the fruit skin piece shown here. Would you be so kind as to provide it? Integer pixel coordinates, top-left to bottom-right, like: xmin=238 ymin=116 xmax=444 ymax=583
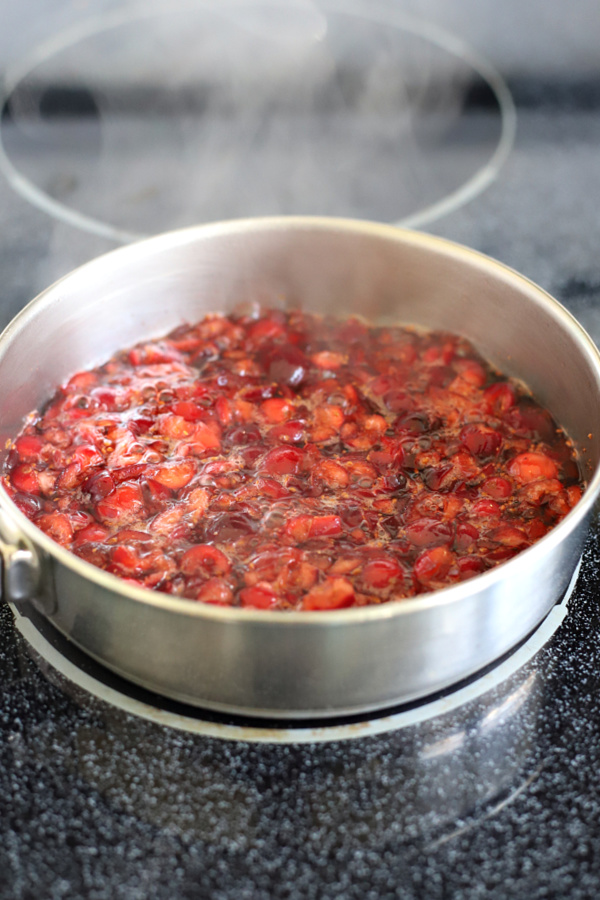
xmin=35 ymin=512 xmax=73 ymax=546
xmin=147 ymin=460 xmax=196 ymax=490
xmin=313 ymin=459 xmax=349 ymax=489
xmin=490 ymin=524 xmax=528 ymax=548
xmin=483 ymin=382 xmax=516 ymax=415
xmin=240 ymin=583 xmax=278 ymax=609
xmin=73 ymin=522 xmax=110 ymax=546
xmin=268 ymin=420 xmax=306 ymax=444
xmin=10 ymin=464 xmax=41 ymax=494
xmin=149 ymin=506 xmax=186 ymax=535
xmin=110 ymin=544 xmax=148 ymax=575
xmin=311 ymin=351 xmax=345 ymax=369
xmin=84 ymin=470 xmax=116 ymax=501
xmin=405 ymin=518 xmax=453 ymax=548
xmin=261 ymin=398 xmax=294 ymax=423
xmin=168 ymin=401 xmax=205 ymax=422
xmin=302 ymin=577 xmax=355 ymax=611
xmin=247 ymin=318 xmax=285 ymax=343
xmin=14 ymin=434 xmax=44 ymax=460
xmin=95 ymin=482 xmax=146 ymax=523
xmin=284 ymin=515 xmax=343 ymax=542
xmin=266 ymin=345 xmax=308 ymax=387
xmin=197 ymin=578 xmax=234 ymax=605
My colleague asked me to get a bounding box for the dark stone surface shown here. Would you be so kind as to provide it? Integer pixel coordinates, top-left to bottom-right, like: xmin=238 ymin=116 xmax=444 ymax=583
xmin=1 ymin=529 xmax=600 ymax=899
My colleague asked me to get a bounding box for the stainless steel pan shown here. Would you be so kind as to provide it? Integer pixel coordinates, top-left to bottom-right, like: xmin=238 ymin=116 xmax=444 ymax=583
xmin=1 ymin=218 xmax=599 ymax=718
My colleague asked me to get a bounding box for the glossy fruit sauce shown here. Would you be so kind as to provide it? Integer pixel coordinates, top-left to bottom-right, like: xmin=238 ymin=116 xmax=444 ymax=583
xmin=3 ymin=309 xmax=583 ymax=610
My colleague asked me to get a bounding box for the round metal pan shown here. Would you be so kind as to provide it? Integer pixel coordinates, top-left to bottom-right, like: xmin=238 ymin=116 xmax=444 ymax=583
xmin=0 ymin=218 xmax=599 ymax=718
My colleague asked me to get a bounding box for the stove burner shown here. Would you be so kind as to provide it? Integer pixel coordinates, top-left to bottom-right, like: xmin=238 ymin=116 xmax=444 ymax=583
xmin=0 ymin=0 xmax=516 ymax=241
xmin=12 ymin=561 xmax=578 ymax=744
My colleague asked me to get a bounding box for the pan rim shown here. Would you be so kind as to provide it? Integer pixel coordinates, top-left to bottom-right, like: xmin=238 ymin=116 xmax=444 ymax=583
xmin=1 ymin=215 xmax=599 ymax=624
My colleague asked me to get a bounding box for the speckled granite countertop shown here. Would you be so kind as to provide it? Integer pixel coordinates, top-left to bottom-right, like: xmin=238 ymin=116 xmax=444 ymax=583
xmin=1 ymin=1 xmax=600 ymax=897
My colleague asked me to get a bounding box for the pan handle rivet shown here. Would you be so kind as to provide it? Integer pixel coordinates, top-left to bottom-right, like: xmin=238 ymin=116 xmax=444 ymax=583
xmin=3 ymin=546 xmax=40 ymax=603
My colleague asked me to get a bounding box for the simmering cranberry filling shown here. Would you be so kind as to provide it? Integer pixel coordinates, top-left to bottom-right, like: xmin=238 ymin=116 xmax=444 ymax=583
xmin=3 ymin=310 xmax=583 ymax=610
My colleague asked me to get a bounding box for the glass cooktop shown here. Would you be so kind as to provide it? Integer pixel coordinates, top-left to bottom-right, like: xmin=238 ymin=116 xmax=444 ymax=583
xmin=1 ymin=1 xmax=600 ymax=897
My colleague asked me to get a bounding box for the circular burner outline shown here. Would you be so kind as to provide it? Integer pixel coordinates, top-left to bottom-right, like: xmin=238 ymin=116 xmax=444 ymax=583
xmin=0 ymin=0 xmax=516 ymax=242
xmin=12 ymin=562 xmax=577 ymax=745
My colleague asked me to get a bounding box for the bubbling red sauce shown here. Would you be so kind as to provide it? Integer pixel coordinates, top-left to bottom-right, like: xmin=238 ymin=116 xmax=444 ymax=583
xmin=3 ymin=309 xmax=583 ymax=610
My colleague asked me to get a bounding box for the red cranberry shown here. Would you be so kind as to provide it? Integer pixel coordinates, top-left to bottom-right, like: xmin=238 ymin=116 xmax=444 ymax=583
xmin=362 ymin=557 xmax=403 ymax=589
xmin=414 ymin=546 xmax=454 ymax=584
xmin=483 ymin=382 xmax=516 ymax=415
xmin=405 ymin=518 xmax=454 ymax=547
xmin=5 ymin=309 xmax=582 ymax=610
xmin=512 ymin=399 xmax=556 ymax=442
xmin=260 ymin=446 xmax=305 ymax=476
xmin=83 ymin=470 xmax=115 ymax=501
xmin=226 ymin=424 xmax=262 ymax=446
xmin=383 ymin=389 xmax=413 ymax=413
xmin=508 ymin=451 xmax=558 ymax=484
xmin=240 ymin=584 xmax=278 ymax=609
xmin=266 ymin=345 xmax=308 ymax=388
xmin=204 ymin=512 xmax=255 ymax=542
xmin=459 ymin=424 xmax=502 ymax=458
xmin=181 ymin=544 xmax=231 ymax=577
xmin=11 ymin=492 xmax=43 ymax=516
xmin=422 ymin=465 xmax=454 ymax=492
xmin=197 ymin=578 xmax=234 ymax=605
xmin=11 ymin=464 xmax=41 ymax=494
xmin=14 ymin=435 xmax=44 ymax=460
xmin=482 ymin=477 xmax=513 ymax=500
xmin=340 ymin=505 xmax=363 ymax=528
xmin=268 ymin=420 xmax=306 ymax=444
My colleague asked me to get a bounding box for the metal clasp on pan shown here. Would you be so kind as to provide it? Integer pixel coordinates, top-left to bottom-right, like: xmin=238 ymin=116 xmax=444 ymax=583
xmin=0 ymin=506 xmax=55 ymax=616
